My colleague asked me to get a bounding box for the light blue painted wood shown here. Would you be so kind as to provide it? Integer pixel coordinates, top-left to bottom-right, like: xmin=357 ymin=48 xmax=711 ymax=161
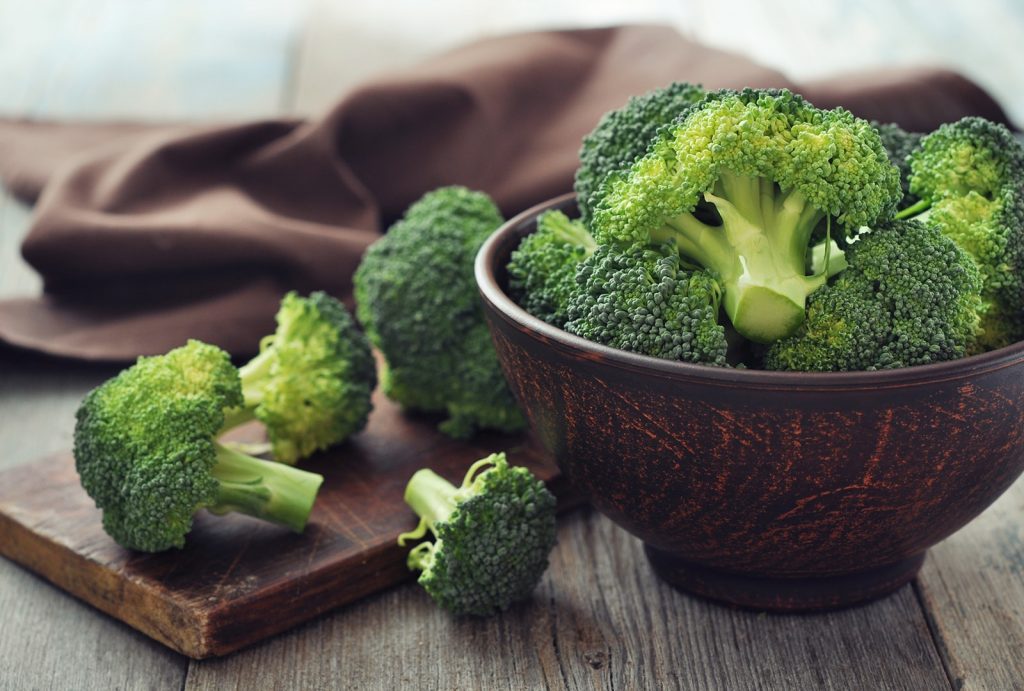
xmin=0 ymin=0 xmax=308 ymax=120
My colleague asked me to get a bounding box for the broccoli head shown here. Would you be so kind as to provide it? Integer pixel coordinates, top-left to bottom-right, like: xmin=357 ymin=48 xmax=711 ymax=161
xmin=565 ymin=243 xmax=728 ymax=365
xmin=223 ymin=291 xmax=376 ymax=464
xmin=397 ymin=453 xmax=557 ymax=616
xmin=896 ymin=117 xmax=1024 ymax=349
xmin=873 ymin=121 xmax=925 ymax=207
xmin=507 ymin=209 xmax=596 ymax=327
xmin=74 ymin=340 xmax=324 ymax=552
xmin=575 ymin=82 xmax=706 ymax=224
xmin=592 ymin=88 xmax=901 ymax=344
xmin=354 ymin=186 xmax=525 ymax=438
xmin=765 ymin=220 xmax=983 ymax=371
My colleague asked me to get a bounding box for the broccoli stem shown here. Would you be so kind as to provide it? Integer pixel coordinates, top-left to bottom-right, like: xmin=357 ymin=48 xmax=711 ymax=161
xmin=237 ymin=338 xmax=277 ymax=405
xmin=894 ymin=198 xmax=931 ymax=220
xmin=398 ymin=469 xmax=460 ymax=542
xmin=207 ymin=441 xmax=324 ymax=532
xmin=652 ymin=171 xmax=836 ymax=343
xmin=547 ymin=212 xmax=598 ymax=254
xmin=219 ymin=339 xmax=277 ymax=433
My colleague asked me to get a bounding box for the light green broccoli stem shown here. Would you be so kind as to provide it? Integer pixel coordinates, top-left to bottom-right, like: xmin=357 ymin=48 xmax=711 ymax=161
xmin=208 ymin=441 xmax=323 ymax=532
xmin=546 ymin=212 xmax=598 ymax=254
xmin=397 ymin=468 xmax=460 ymax=544
xmin=219 ymin=335 xmax=277 ymax=432
xmin=397 ymin=456 xmax=498 ymax=546
xmin=894 ymin=198 xmax=931 ymax=220
xmin=651 ymin=171 xmax=836 ymax=343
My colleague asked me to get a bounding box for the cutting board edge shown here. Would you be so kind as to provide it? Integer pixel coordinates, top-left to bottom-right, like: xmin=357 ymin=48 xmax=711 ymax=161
xmin=0 ymin=506 xmax=209 ymax=657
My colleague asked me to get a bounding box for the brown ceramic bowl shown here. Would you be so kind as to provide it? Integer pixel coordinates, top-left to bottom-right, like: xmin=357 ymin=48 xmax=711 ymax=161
xmin=476 ymin=193 xmax=1024 ymax=612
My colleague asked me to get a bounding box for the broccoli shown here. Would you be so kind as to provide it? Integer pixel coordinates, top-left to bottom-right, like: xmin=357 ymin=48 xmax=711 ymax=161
xmin=221 ymin=291 xmax=376 ymax=464
xmin=873 ymin=121 xmax=925 ymax=207
xmin=575 ymin=82 xmax=706 ymax=224
xmin=397 ymin=453 xmax=556 ymax=616
xmin=591 ymin=88 xmax=901 ymax=344
xmin=354 ymin=186 xmax=525 ymax=439
xmin=74 ymin=340 xmax=324 ymax=552
xmin=765 ymin=220 xmax=983 ymax=371
xmin=507 ymin=209 xmax=596 ymax=327
xmin=565 ymin=243 xmax=728 ymax=365
xmin=895 ymin=117 xmax=1024 ymax=349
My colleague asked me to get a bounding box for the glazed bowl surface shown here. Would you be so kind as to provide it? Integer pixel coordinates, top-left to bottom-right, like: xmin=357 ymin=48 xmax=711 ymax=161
xmin=476 ymin=193 xmax=1024 ymax=611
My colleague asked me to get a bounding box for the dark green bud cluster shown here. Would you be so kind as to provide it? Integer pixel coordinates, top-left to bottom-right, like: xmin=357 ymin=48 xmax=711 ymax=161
xmin=566 ymin=244 xmax=727 ymax=365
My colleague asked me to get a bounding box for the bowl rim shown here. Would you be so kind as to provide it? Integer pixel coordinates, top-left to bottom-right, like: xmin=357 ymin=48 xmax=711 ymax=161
xmin=476 ymin=193 xmax=1024 ymax=391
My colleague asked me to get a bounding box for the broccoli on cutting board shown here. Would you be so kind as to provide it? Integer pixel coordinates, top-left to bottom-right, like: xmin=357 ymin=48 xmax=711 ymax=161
xmin=397 ymin=453 xmax=557 ymax=616
xmin=222 ymin=291 xmax=376 ymax=465
xmin=74 ymin=340 xmax=324 ymax=553
xmin=354 ymin=186 xmax=525 ymax=439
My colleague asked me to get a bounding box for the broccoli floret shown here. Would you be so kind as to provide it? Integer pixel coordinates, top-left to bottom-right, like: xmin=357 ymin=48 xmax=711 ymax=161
xmin=873 ymin=121 xmax=925 ymax=207
xmin=896 ymin=117 xmax=1024 ymax=349
xmin=74 ymin=340 xmax=324 ymax=552
xmin=397 ymin=453 xmax=556 ymax=616
xmin=592 ymin=88 xmax=901 ymax=344
xmin=565 ymin=243 xmax=728 ymax=365
xmin=354 ymin=187 xmax=525 ymax=438
xmin=765 ymin=220 xmax=983 ymax=371
xmin=575 ymin=82 xmax=706 ymax=224
xmin=507 ymin=210 xmax=596 ymax=327
xmin=222 ymin=291 xmax=376 ymax=464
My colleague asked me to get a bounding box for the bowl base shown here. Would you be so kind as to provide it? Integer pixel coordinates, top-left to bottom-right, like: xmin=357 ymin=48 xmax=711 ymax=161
xmin=644 ymin=546 xmax=926 ymax=612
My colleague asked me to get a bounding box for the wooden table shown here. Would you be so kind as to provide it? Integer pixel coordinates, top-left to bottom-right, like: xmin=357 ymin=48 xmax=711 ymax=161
xmin=1 ymin=2 xmax=1023 ymax=688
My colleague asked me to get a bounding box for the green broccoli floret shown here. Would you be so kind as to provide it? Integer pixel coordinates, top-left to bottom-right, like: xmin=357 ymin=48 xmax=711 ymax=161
xmin=222 ymin=291 xmax=376 ymax=464
xmin=354 ymin=187 xmax=525 ymax=438
xmin=591 ymin=88 xmax=901 ymax=344
xmin=873 ymin=121 xmax=925 ymax=207
xmin=765 ymin=220 xmax=983 ymax=371
xmin=74 ymin=340 xmax=324 ymax=552
xmin=575 ymin=82 xmax=706 ymax=224
xmin=565 ymin=243 xmax=728 ymax=365
xmin=397 ymin=453 xmax=556 ymax=616
xmin=507 ymin=210 xmax=596 ymax=327
xmin=895 ymin=117 xmax=1024 ymax=349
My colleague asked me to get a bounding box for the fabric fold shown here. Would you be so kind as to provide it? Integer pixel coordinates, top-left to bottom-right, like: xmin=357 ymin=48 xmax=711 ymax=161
xmin=0 ymin=25 xmax=1012 ymax=362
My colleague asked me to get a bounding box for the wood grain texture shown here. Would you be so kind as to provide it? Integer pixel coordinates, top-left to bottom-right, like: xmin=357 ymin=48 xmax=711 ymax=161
xmin=184 ymin=508 xmax=952 ymax=691
xmin=0 ymin=390 xmax=570 ymax=659
xmin=916 ymin=477 xmax=1024 ymax=690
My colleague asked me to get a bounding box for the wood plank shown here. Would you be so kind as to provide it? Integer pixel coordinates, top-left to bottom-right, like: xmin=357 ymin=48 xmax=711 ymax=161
xmin=915 ymin=475 xmax=1024 ymax=689
xmin=185 ymin=507 xmax=950 ymax=690
xmin=0 ymin=387 xmax=575 ymax=659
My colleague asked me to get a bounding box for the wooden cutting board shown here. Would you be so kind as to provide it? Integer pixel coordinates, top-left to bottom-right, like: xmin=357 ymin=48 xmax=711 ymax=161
xmin=0 ymin=390 xmax=575 ymax=659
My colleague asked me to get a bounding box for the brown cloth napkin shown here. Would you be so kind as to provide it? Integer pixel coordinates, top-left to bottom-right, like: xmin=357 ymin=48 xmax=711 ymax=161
xmin=0 ymin=26 xmax=1012 ymax=362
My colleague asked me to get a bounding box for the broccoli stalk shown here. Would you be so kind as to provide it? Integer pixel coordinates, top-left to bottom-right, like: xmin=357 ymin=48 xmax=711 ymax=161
xmin=74 ymin=340 xmax=324 ymax=552
xmin=222 ymin=291 xmax=376 ymax=464
xmin=397 ymin=453 xmax=556 ymax=616
xmin=209 ymin=441 xmax=323 ymax=533
xmin=592 ymin=89 xmax=901 ymax=344
xmin=649 ymin=172 xmax=839 ymax=342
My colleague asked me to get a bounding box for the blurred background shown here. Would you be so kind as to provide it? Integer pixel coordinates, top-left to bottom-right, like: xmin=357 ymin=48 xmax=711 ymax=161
xmin=1 ymin=0 xmax=1021 ymax=123
xmin=0 ymin=0 xmax=1021 ymax=299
